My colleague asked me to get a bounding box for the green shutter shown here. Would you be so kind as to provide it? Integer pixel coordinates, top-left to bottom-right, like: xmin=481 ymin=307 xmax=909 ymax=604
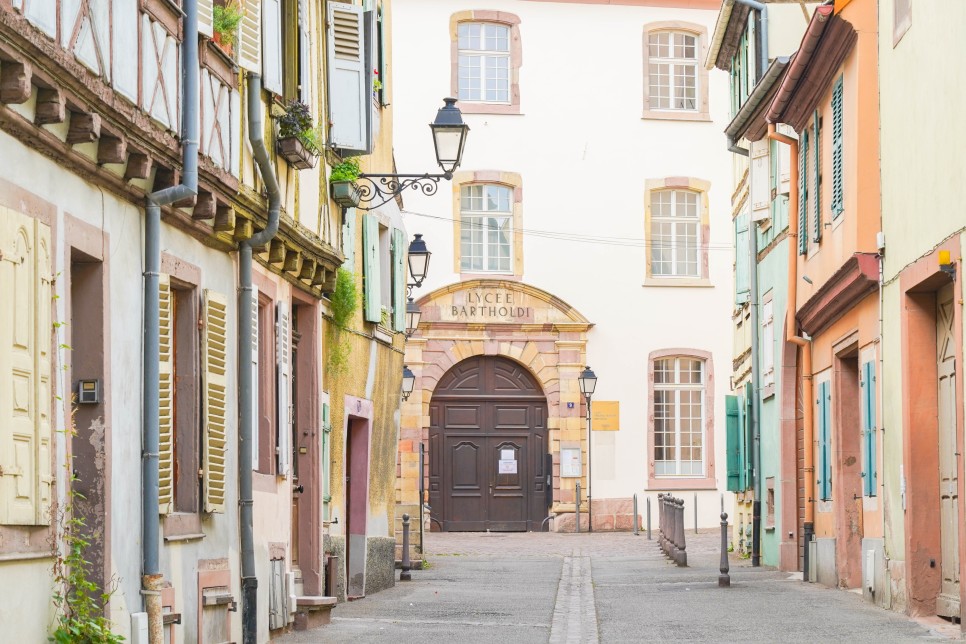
xmin=813 ymin=112 xmax=822 ymax=243
xmin=735 ymin=211 xmax=751 ymax=305
xmin=862 ymin=361 xmax=877 ymax=497
xmin=798 ymin=130 xmax=808 ymax=255
xmin=816 ymin=381 xmax=832 ymax=501
xmin=362 ymin=213 xmax=381 ymax=323
xmin=391 ymin=228 xmax=405 ymax=332
xmin=831 ymin=76 xmax=844 ymax=218
xmin=726 ymin=395 xmax=742 ymax=492
xmin=744 ymin=382 xmax=754 ymax=490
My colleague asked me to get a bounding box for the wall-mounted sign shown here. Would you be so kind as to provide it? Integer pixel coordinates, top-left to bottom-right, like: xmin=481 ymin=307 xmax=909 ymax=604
xmin=592 ymin=401 xmax=619 ymax=431
xmin=560 ymin=448 xmax=582 ymax=478
xmin=499 ymin=459 xmax=517 ymax=474
xmin=450 ymin=290 xmax=532 ymax=321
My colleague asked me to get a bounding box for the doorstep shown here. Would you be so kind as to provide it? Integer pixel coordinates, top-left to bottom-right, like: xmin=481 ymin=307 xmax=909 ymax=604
xmin=293 ymin=596 xmax=337 ymax=631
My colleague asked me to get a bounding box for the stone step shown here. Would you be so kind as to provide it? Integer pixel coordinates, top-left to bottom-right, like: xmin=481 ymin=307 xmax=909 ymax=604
xmin=293 ymin=596 xmax=337 ymax=631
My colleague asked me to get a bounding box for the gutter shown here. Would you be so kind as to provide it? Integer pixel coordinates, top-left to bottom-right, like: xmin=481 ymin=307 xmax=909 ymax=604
xmin=142 ymin=1 xmax=198 ymax=641
xmin=239 ymin=72 xmax=281 ymax=644
xmin=766 ymin=4 xmax=835 ymax=126
xmin=767 ymin=122 xmax=815 ymax=580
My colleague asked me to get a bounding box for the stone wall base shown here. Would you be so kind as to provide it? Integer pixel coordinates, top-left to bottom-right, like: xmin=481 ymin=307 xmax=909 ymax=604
xmin=553 ymin=497 xmax=641 ymax=532
xmin=365 ymin=536 xmax=397 ymax=595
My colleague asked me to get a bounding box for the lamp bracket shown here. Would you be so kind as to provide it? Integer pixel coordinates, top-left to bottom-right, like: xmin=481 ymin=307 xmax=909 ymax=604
xmin=354 ymin=173 xmax=452 ymax=211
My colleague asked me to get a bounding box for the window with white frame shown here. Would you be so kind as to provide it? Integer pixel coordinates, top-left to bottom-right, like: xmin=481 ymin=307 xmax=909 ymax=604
xmin=650 ymin=189 xmax=700 ymax=277
xmin=648 ymin=31 xmax=698 ymax=111
xmin=762 ymin=298 xmax=775 ymax=387
xmin=460 ymin=184 xmax=512 ymax=272
xmin=653 ymin=357 xmax=705 ymax=476
xmin=457 ymin=22 xmax=510 ymax=103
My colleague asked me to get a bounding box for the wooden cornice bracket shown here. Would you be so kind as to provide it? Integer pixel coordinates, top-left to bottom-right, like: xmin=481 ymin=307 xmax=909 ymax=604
xmin=0 ymin=59 xmax=32 ymax=104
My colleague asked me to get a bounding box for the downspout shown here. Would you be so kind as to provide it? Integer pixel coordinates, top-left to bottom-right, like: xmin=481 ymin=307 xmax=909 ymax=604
xmin=239 ymin=72 xmax=281 ymax=644
xmin=142 ymin=1 xmax=198 ymax=641
xmin=768 ymin=122 xmax=814 ymax=580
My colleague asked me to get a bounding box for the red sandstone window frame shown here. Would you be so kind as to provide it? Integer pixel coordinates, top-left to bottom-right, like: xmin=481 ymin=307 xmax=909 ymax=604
xmin=642 ymin=21 xmax=711 ymax=122
xmin=449 ymin=11 xmax=522 ymax=115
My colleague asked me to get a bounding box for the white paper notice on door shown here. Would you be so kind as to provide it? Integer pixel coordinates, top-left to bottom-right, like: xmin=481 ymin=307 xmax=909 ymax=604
xmin=499 ymin=459 xmax=517 ymax=474
xmin=501 ymin=449 xmax=514 ymax=460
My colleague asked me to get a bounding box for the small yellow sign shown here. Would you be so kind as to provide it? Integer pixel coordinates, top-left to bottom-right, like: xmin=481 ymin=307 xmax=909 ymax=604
xmin=592 ymin=401 xmax=619 ymax=431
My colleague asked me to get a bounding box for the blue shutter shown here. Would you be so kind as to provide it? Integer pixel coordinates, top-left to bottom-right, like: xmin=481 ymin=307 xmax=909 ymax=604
xmin=737 ymin=394 xmax=747 ymax=490
xmin=831 ymin=77 xmax=844 ymax=218
xmin=327 ymin=2 xmax=369 ymax=153
xmin=735 ymin=210 xmax=751 ymax=304
xmin=798 ymin=130 xmax=808 ymax=255
xmin=726 ymin=395 xmax=742 ymax=492
xmin=862 ymin=361 xmax=877 ymax=497
xmin=362 ymin=213 xmax=381 ymax=323
xmin=813 ymin=113 xmax=822 ymax=243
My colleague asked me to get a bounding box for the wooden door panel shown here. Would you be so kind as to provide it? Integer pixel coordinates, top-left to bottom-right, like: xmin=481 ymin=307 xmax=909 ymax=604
xmin=444 ymin=438 xmax=486 ymax=531
xmin=444 ymin=403 xmax=483 ymax=429
xmin=488 ymin=438 xmax=527 ymax=531
xmin=937 ymin=285 xmax=960 ymax=617
xmin=492 ymin=404 xmax=530 ymax=430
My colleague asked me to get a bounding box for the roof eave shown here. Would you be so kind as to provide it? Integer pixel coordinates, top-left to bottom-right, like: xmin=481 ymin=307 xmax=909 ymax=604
xmin=724 ymin=56 xmax=791 ymax=142
xmin=705 ymin=0 xmax=736 ymax=70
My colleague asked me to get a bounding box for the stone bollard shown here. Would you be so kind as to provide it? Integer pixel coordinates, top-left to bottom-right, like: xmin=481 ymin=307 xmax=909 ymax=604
xmin=400 ymin=513 xmax=412 ymax=581
xmin=647 ymin=496 xmax=652 ymax=540
xmin=675 ymin=497 xmax=687 ymax=567
xmin=576 ymin=482 xmax=582 ymax=534
xmin=657 ymin=494 xmax=666 ymax=554
xmin=719 ymin=512 xmax=731 ymax=587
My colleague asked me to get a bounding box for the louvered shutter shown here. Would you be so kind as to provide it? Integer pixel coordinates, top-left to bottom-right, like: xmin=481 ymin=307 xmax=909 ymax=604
xmin=831 ymin=77 xmax=844 ymax=218
xmin=327 ymin=2 xmax=368 ymax=152
xmin=798 ymin=130 xmax=808 ymax=255
xmin=735 ymin=210 xmax=750 ymax=305
xmin=157 ymin=274 xmax=174 ymax=515
xmin=861 ymin=361 xmax=877 ymax=497
xmin=342 ymin=208 xmax=356 ymax=270
xmin=777 ymin=129 xmax=792 ymax=196
xmin=298 ymin=0 xmax=313 ymax=108
xmin=750 ymin=140 xmax=770 ymax=221
xmin=0 ymin=209 xmax=52 ymax=525
xmin=198 ymin=0 xmax=214 ymax=37
xmin=238 ymin=0 xmax=262 ymax=72
xmin=276 ymin=300 xmax=291 ymax=476
xmin=736 ymin=391 xmax=747 ymax=490
xmin=362 ymin=214 xmax=381 ymax=323
xmin=203 ymin=290 xmax=229 ymax=513
xmin=725 ymin=395 xmax=741 ymax=492
xmin=262 ymin=0 xmax=283 ymax=95
xmin=392 ymin=228 xmax=405 ymax=332
xmin=251 ymin=287 xmax=260 ymax=469
xmin=321 ymin=400 xmax=331 ymax=521
xmin=812 ymin=113 xmax=822 ymax=243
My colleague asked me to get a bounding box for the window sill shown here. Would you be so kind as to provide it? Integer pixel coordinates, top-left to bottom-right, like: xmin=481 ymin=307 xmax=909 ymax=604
xmin=458 ymin=103 xmax=522 ymax=116
xmin=764 ymin=525 xmax=776 ymax=532
xmin=762 ymin=384 xmax=775 ymax=400
xmin=460 ymin=272 xmax=519 ymax=281
xmin=647 ymin=476 xmax=716 ymax=491
xmin=642 ymin=109 xmax=711 ymax=123
xmin=644 ymin=277 xmax=713 ymax=288
xmin=163 ymin=512 xmax=204 ymax=540
xmin=374 ymin=325 xmax=394 ymax=345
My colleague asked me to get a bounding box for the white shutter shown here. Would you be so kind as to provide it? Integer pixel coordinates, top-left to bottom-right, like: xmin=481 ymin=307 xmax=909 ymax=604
xmin=238 ymin=0 xmax=262 ymax=72
xmin=750 ymin=139 xmax=770 ymax=221
xmin=262 ymin=0 xmax=283 ymax=95
xmin=275 ymin=300 xmax=291 ymax=476
xmin=777 ymin=124 xmax=795 ymax=195
xmin=198 ymin=0 xmax=214 ymax=37
xmin=298 ymin=0 xmax=313 ymax=109
xmin=327 ymin=2 xmax=368 ymax=152
xmin=157 ymin=274 xmax=174 ymax=515
xmin=202 ymin=290 xmax=229 ymax=513
xmin=251 ymin=287 xmax=260 ymax=469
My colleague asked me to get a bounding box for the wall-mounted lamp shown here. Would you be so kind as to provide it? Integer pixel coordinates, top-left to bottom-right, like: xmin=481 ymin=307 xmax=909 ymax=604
xmin=401 ymin=365 xmax=416 ymax=401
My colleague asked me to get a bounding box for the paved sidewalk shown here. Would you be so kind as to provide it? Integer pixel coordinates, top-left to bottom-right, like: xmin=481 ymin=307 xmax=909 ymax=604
xmin=275 ymin=531 xmax=951 ymax=643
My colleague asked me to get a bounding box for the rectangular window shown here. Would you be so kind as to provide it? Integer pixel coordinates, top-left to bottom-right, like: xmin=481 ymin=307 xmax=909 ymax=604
xmin=648 ymin=31 xmax=697 ymax=111
xmin=762 ymin=298 xmax=774 ymax=388
xmin=765 ymin=477 xmax=776 ymax=529
xmin=654 ymin=357 xmax=705 ymax=477
xmin=170 ymin=283 xmax=201 ymax=513
xmin=650 ymin=190 xmax=699 ymax=277
xmin=460 ymin=184 xmax=512 ymax=273
xmin=457 ymin=22 xmax=510 ymax=103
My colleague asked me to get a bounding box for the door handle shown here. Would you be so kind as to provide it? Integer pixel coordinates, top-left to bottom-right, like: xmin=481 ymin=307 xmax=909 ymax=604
xmin=294 ymin=484 xmax=304 ymax=494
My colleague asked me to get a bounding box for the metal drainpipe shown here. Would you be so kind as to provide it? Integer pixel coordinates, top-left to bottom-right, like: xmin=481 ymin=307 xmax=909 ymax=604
xmin=239 ymin=72 xmax=281 ymax=644
xmin=142 ymin=1 xmax=198 ymax=641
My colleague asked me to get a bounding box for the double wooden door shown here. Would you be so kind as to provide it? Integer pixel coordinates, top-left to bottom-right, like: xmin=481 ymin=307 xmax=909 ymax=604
xmin=429 ymin=357 xmax=548 ymax=531
xmin=937 ymin=284 xmax=960 ymax=618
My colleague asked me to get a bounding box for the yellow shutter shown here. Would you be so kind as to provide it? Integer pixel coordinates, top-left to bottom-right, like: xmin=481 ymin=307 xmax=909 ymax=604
xmin=202 ymin=289 xmax=229 ymax=513
xmin=158 ymin=274 xmax=174 ymax=515
xmin=0 ymin=207 xmax=52 ymax=525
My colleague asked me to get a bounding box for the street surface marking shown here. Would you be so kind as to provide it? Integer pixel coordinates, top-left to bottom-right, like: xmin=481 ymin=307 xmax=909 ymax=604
xmin=549 ymin=552 xmax=599 ymax=644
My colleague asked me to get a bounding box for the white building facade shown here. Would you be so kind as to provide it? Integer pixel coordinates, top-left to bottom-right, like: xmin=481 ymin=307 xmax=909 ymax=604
xmin=392 ymin=0 xmax=734 ymax=536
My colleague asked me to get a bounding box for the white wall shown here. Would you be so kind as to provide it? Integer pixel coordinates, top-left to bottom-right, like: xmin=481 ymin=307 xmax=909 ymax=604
xmin=393 ymin=0 xmax=734 ymax=525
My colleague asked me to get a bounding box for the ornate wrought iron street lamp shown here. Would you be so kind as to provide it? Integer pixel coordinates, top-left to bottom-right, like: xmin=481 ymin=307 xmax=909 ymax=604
xmin=405 ymin=299 xmax=422 ymax=338
xmin=401 ymin=365 xmax=416 ymax=401
xmin=355 ymin=98 xmax=470 ymax=210
xmin=578 ymin=366 xmax=598 ymax=532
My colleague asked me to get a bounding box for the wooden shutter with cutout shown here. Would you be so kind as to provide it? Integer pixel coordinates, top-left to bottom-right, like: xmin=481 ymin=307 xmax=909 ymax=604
xmin=203 ymin=290 xmax=229 ymax=513
xmin=158 ymin=274 xmax=174 ymax=515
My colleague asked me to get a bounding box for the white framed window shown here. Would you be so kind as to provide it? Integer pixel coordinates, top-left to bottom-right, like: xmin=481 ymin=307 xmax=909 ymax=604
xmin=650 ymin=189 xmax=700 ymax=277
xmin=457 ymin=22 xmax=510 ymax=103
xmin=653 ymin=357 xmax=706 ymax=477
xmin=762 ymin=298 xmax=775 ymax=387
xmin=460 ymin=184 xmax=512 ymax=273
xmin=648 ymin=31 xmax=698 ymax=111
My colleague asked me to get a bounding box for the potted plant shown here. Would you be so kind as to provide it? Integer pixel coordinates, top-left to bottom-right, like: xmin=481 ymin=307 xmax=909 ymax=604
xmin=329 ymin=158 xmax=362 ymax=208
xmin=212 ymin=1 xmax=243 ymax=56
xmin=276 ymin=100 xmax=321 ymax=169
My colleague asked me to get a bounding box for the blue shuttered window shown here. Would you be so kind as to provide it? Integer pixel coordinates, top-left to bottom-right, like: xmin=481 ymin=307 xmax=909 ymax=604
xmin=726 ymin=395 xmax=742 ymax=492
xmin=861 ymin=361 xmax=877 ymax=497
xmin=831 ymin=76 xmax=844 ymax=218
xmin=744 ymin=381 xmax=754 ymax=489
xmin=735 ymin=210 xmax=751 ymax=304
xmin=816 ymin=381 xmax=832 ymax=501
xmin=798 ymin=130 xmax=808 ymax=255
xmin=812 ymin=112 xmax=822 ymax=243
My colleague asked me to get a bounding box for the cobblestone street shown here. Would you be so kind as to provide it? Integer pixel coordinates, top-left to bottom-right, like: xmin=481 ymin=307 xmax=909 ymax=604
xmin=276 ymin=531 xmax=956 ymax=643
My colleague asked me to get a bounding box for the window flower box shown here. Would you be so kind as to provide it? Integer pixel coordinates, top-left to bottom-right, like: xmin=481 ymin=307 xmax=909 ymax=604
xmin=330 ymin=180 xmax=361 ymax=208
xmin=277 ymin=136 xmax=318 ymax=170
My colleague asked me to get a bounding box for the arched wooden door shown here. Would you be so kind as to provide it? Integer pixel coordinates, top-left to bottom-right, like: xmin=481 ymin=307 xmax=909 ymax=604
xmin=429 ymin=356 xmax=548 ymax=531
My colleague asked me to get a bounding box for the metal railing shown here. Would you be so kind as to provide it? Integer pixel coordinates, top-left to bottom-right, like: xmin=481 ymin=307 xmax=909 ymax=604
xmin=657 ymin=493 xmax=688 ymax=567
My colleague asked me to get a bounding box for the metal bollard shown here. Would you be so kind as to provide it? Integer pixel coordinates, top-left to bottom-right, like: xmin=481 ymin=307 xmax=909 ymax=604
xmin=694 ymin=492 xmax=698 ymax=535
xmin=719 ymin=512 xmax=731 ymax=587
xmin=575 ymin=482 xmax=581 ymax=534
xmin=400 ymin=514 xmax=412 ymax=581
xmin=633 ymin=493 xmax=639 ymax=536
xmin=647 ymin=496 xmax=652 ymax=540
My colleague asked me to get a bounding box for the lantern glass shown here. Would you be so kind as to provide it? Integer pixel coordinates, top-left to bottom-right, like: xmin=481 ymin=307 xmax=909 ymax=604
xmin=405 ymin=299 xmax=421 ymax=336
xmin=430 ymin=98 xmax=469 ymax=174
xmin=578 ymin=366 xmax=597 ymax=397
xmin=402 ymin=365 xmax=416 ymax=399
xmin=407 ymin=234 xmax=431 ymax=285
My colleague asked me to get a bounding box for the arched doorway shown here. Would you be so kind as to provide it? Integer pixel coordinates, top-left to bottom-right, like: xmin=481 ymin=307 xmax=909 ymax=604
xmin=429 ymin=356 xmax=549 ymax=531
